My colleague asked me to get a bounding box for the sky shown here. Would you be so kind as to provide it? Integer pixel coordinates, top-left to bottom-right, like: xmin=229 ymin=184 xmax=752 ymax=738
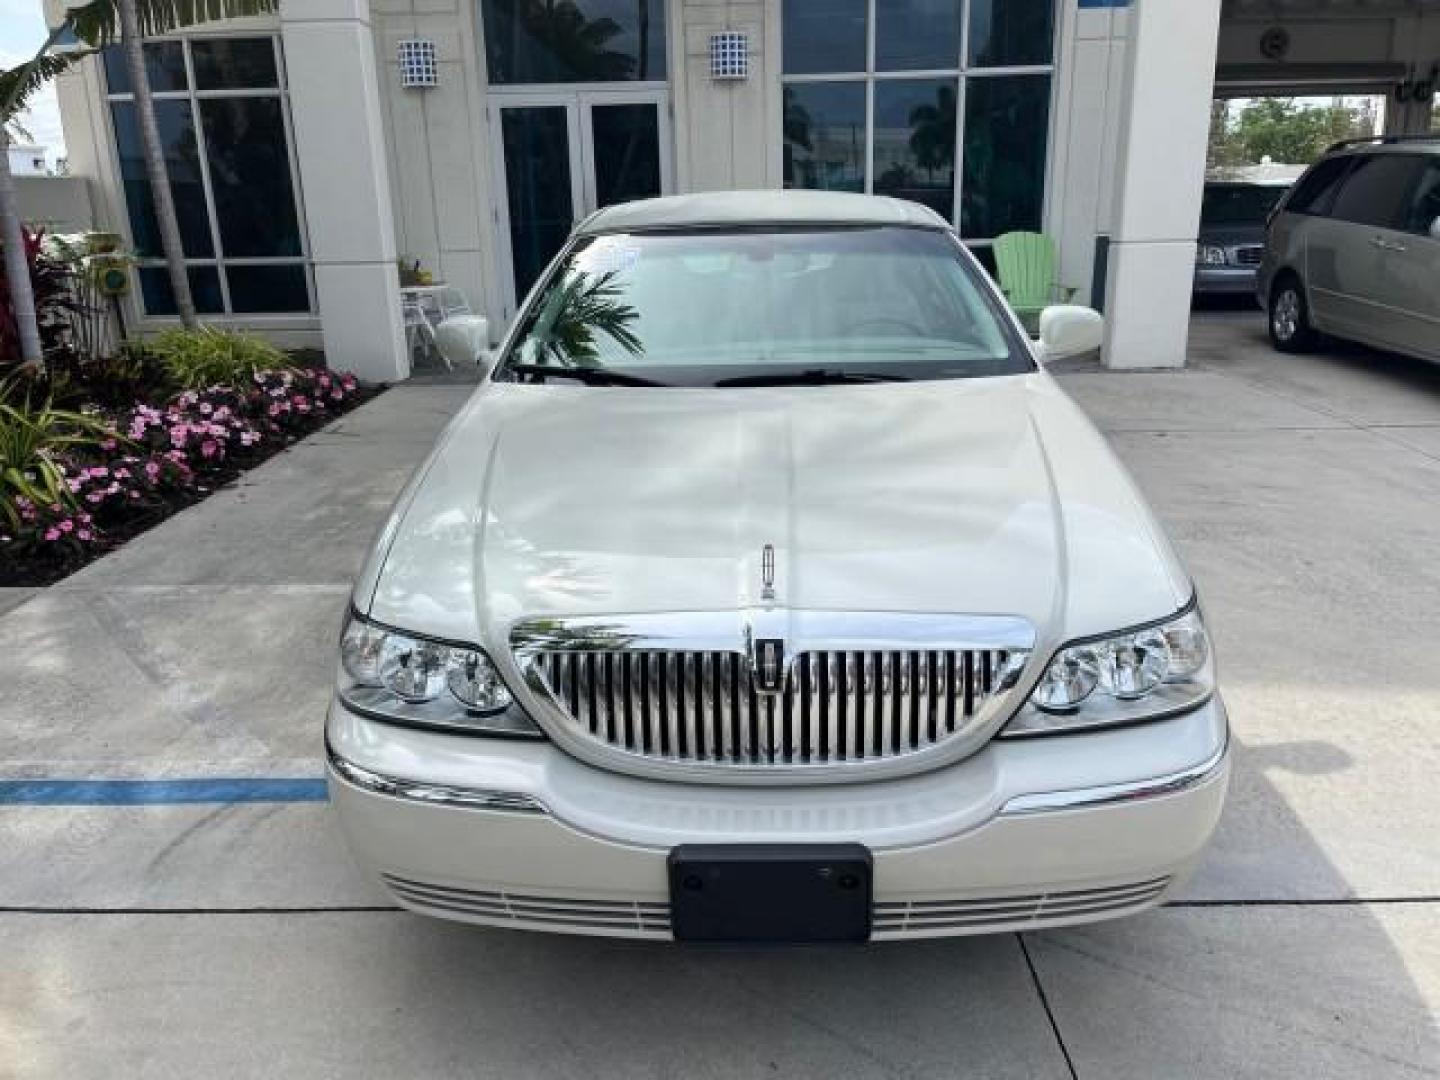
xmin=1 ymin=0 xmax=67 ymax=166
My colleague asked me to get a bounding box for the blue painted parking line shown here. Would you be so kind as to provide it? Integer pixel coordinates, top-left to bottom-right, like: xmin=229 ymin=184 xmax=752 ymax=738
xmin=0 ymin=778 xmax=329 ymax=806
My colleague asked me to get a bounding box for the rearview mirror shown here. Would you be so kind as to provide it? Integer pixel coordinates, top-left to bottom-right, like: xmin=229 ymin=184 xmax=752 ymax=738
xmin=1037 ymin=305 xmax=1104 ymax=361
xmin=435 ymin=316 xmax=494 ymax=374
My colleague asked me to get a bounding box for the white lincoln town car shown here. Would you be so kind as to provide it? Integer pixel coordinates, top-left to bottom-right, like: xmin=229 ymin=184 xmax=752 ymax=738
xmin=328 ymin=191 xmax=1229 ymax=943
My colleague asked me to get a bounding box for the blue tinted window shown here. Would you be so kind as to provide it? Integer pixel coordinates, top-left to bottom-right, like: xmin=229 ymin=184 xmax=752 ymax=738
xmin=783 ymin=0 xmax=866 ymax=74
xmin=227 ymin=266 xmax=310 ymax=312
xmin=110 ymin=100 xmax=214 ymax=258
xmin=483 ymin=0 xmax=666 ymax=83
xmin=876 ymin=0 xmax=961 ymax=71
xmin=961 ymin=74 xmax=1051 ymax=237
xmin=199 ymin=98 xmax=302 ymax=257
xmin=138 ymin=266 xmax=224 ymax=315
xmin=191 ymin=38 xmax=279 ymax=89
xmin=873 ymin=79 xmax=956 ymax=220
xmin=968 ymin=0 xmax=1054 ymax=67
xmin=101 ymin=42 xmax=186 ymax=94
xmin=783 ymin=82 xmax=866 ymax=193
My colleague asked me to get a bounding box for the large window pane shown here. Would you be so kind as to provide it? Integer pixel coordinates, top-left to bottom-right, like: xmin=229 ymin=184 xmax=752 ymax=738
xmin=199 ymin=98 xmax=302 ymax=257
xmin=102 ymin=42 xmax=187 ymax=95
xmin=191 ymin=38 xmax=279 ymax=90
xmin=138 ymin=266 xmax=224 ymax=316
xmin=111 ymin=100 xmax=214 ymax=258
xmin=783 ymin=83 xmax=866 ymax=193
xmin=226 ymin=265 xmax=310 ymax=312
xmin=590 ymin=104 xmax=662 ymax=207
xmin=482 ymin=0 xmax=666 ymax=83
xmin=961 ymin=74 xmax=1050 ymax=238
xmin=873 ymin=79 xmax=955 ymax=220
xmin=783 ymin=0 xmax=866 ymax=74
xmin=501 ymin=106 xmax=576 ymax=297
xmin=875 ymin=0 xmax=961 ymax=72
xmin=968 ymin=0 xmax=1054 ymax=67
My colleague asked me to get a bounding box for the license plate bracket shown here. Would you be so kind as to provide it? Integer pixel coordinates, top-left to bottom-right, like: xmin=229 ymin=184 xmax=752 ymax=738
xmin=668 ymin=843 xmax=873 ymax=944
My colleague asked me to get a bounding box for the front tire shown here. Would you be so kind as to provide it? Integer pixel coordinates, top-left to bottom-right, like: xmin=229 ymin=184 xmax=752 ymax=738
xmin=1268 ymin=277 xmax=1316 ymax=353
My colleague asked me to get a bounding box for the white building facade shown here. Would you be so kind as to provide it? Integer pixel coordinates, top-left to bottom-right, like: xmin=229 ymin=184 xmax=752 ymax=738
xmin=46 ymin=0 xmax=1440 ymax=380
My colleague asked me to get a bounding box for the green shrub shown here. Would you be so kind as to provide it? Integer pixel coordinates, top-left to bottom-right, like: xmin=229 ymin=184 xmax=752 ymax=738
xmin=0 ymin=382 xmax=116 ymax=532
xmin=145 ymin=327 xmax=290 ymax=390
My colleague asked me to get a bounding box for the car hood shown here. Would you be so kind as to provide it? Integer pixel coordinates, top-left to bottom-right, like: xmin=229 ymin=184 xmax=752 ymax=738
xmin=360 ymin=375 xmax=1191 ymax=657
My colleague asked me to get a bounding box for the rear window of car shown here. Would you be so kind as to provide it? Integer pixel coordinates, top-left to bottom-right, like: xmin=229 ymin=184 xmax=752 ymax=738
xmin=1329 ymin=154 xmax=1429 ymax=229
xmin=1202 ymin=185 xmax=1287 ymax=225
xmin=1284 ymin=155 xmax=1354 ymax=216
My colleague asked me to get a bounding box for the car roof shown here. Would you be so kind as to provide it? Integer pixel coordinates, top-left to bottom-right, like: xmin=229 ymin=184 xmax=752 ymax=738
xmin=575 ymin=190 xmax=952 ymax=236
xmin=1330 ymin=137 xmax=1440 ymax=158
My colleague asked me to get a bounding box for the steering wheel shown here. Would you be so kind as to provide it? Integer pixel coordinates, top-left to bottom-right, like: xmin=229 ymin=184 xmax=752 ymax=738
xmin=840 ymin=315 xmax=928 ymax=336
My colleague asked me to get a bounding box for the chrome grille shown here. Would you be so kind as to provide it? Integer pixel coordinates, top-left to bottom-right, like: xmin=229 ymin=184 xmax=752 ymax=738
xmin=1233 ymin=245 xmax=1263 ymax=266
xmin=529 ymin=647 xmax=1018 ymax=767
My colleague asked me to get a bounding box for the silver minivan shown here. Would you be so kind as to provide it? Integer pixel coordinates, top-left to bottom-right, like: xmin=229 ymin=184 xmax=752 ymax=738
xmin=1258 ymin=137 xmax=1440 ymax=362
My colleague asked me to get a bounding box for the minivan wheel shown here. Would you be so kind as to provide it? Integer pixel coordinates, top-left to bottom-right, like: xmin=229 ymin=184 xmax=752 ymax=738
xmin=1269 ymin=279 xmax=1315 ymax=353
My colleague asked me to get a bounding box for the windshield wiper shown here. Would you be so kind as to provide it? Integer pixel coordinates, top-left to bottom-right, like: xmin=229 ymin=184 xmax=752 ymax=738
xmin=506 ymin=363 xmax=669 ymax=387
xmin=713 ymin=368 xmax=911 ymax=387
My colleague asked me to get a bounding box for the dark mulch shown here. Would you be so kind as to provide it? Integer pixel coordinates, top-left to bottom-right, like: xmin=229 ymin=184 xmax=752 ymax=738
xmin=0 ymin=382 xmax=385 ymax=589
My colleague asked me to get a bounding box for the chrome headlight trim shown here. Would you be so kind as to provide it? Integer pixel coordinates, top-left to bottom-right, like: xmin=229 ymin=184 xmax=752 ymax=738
xmin=337 ymin=609 xmax=544 ymax=739
xmin=1001 ymin=598 xmax=1214 ymax=738
xmin=327 ymin=741 xmax=547 ymax=814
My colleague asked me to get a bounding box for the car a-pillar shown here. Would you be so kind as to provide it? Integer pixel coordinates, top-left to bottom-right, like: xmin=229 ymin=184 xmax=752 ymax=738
xmin=1101 ymin=0 xmax=1223 ymax=370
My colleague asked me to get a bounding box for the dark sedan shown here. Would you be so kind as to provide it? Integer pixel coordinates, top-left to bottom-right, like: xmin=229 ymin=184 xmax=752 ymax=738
xmin=1194 ymin=181 xmax=1290 ymax=296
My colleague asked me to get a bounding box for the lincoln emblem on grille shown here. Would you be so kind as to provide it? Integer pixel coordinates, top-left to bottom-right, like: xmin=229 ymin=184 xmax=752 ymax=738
xmin=752 ymin=637 xmax=786 ymax=695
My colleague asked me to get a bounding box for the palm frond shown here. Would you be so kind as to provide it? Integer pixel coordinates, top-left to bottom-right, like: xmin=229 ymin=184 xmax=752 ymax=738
xmin=0 ymin=53 xmax=86 ymax=122
xmin=67 ymin=0 xmax=280 ymax=47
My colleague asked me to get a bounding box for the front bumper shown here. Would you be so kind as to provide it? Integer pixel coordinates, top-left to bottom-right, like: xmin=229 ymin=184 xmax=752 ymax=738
xmin=327 ymin=698 xmax=1230 ymax=940
xmin=1193 ymin=265 xmax=1260 ymax=295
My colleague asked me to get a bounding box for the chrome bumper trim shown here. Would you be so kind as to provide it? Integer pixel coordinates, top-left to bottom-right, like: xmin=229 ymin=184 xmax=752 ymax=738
xmin=326 ymin=743 xmax=548 ymax=815
xmin=998 ymin=733 xmax=1230 ymax=816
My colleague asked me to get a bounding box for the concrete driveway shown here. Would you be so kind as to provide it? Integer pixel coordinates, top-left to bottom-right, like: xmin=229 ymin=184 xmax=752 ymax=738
xmin=3 ymin=313 xmax=1437 ymax=1078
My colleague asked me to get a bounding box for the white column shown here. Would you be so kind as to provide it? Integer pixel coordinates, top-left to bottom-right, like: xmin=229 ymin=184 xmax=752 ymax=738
xmin=282 ymin=0 xmax=408 ymax=382
xmin=1101 ymin=0 xmax=1222 ymax=369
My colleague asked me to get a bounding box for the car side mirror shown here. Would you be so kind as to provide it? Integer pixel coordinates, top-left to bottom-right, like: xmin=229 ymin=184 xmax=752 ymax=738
xmin=435 ymin=316 xmax=494 ymax=374
xmin=1037 ymin=305 xmax=1104 ymax=361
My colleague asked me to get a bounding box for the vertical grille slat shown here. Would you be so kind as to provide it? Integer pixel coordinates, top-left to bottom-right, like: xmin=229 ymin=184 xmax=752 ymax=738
xmin=528 ymin=644 xmax=1017 ymax=770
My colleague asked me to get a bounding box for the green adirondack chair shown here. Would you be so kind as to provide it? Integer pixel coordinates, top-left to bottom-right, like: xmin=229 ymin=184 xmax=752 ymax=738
xmin=992 ymin=232 xmax=1076 ymax=334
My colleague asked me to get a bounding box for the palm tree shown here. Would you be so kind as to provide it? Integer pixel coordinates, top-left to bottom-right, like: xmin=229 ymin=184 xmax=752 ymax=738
xmin=2 ymin=55 xmax=81 ymax=370
xmin=2 ymin=0 xmax=277 ymax=358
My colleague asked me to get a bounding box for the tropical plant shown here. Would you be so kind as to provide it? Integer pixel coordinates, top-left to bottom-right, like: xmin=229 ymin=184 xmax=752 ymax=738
xmin=0 ymin=382 xmax=116 ymax=531
xmin=1 ymin=0 xmax=280 ymax=352
xmin=524 ymin=272 xmax=642 ymax=367
xmin=1 ymin=226 xmax=83 ymax=370
xmin=145 ymin=326 xmax=289 ymax=389
xmin=1 ymin=54 xmax=87 ymax=370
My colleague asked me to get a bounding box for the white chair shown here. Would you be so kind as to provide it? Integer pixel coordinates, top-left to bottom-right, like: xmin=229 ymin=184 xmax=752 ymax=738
xmin=435 ymin=316 xmax=492 ymax=373
xmin=402 ymin=298 xmax=437 ymax=363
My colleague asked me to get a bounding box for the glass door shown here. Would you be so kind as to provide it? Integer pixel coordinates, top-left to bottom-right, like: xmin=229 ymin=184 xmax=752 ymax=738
xmin=492 ymin=91 xmax=670 ymax=313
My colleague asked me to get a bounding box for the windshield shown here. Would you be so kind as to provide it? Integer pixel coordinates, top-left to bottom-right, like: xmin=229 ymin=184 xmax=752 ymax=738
xmin=1201 ymin=184 xmax=1287 ymax=226
xmin=496 ymin=226 xmax=1031 ymax=387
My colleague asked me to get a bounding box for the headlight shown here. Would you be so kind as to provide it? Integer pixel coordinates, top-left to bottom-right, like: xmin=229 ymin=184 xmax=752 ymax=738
xmin=336 ymin=611 xmax=542 ymax=737
xmin=1197 ymin=245 xmax=1228 ymax=266
xmin=1001 ymin=606 xmax=1213 ymax=737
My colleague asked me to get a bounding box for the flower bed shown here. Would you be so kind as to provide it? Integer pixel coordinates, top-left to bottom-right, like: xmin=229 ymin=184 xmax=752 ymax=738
xmin=2 ymin=365 xmax=376 ymax=586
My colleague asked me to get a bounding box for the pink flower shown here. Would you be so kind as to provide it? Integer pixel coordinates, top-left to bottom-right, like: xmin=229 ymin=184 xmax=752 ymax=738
xmin=44 ymin=528 xmax=61 ymax=541
xmin=199 ymin=402 xmax=213 ymax=415
xmin=169 ymin=426 xmax=189 ymax=448
xmin=87 ymin=492 xmax=104 ymax=504
xmin=200 ymin=440 xmax=219 ymax=459
xmin=144 ymin=461 xmax=161 ymax=480
xmin=78 ymin=529 xmax=92 ymax=541
xmin=58 ymin=519 xmax=74 ymax=533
